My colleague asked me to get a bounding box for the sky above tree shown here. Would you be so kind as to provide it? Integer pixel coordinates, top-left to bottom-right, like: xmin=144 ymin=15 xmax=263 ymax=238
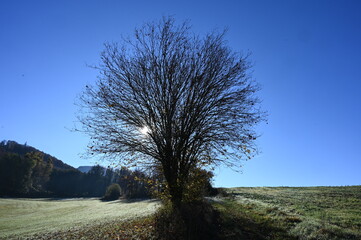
xmin=1 ymin=0 xmax=360 ymax=187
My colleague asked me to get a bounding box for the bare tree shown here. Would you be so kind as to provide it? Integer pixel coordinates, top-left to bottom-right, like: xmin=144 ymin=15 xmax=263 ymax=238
xmin=78 ymin=17 xmax=264 ymax=207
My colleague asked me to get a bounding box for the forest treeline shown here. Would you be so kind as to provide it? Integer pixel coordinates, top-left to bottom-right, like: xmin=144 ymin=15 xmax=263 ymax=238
xmin=0 ymin=140 xmax=154 ymax=198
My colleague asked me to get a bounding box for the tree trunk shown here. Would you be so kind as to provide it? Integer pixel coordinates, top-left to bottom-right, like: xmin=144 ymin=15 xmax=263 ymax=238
xmin=163 ymin=163 xmax=184 ymax=209
xmin=169 ymin=184 xmax=183 ymax=209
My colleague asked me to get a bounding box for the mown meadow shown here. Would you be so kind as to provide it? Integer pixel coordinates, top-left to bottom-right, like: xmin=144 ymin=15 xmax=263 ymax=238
xmin=0 ymin=186 xmax=360 ymax=239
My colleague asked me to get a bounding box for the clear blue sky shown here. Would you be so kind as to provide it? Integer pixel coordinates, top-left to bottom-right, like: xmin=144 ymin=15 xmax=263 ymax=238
xmin=1 ymin=0 xmax=360 ymax=187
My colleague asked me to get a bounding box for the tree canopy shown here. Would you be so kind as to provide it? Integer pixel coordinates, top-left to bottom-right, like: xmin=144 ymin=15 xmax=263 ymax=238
xmin=78 ymin=17 xmax=264 ymax=206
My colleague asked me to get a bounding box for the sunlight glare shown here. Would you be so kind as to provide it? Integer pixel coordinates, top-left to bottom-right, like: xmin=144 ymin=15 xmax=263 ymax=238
xmin=140 ymin=126 xmax=149 ymax=135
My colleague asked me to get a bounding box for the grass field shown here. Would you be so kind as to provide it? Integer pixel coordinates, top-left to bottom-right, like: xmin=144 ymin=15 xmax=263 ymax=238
xmin=213 ymin=186 xmax=361 ymax=239
xmin=0 ymin=198 xmax=159 ymax=239
xmin=1 ymin=186 xmax=360 ymax=239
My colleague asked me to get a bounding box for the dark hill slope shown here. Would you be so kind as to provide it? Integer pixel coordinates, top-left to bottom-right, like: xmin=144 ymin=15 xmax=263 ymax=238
xmin=0 ymin=140 xmax=75 ymax=170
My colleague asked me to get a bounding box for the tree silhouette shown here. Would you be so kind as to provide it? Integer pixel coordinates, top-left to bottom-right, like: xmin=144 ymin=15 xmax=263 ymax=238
xmin=78 ymin=17 xmax=264 ymax=207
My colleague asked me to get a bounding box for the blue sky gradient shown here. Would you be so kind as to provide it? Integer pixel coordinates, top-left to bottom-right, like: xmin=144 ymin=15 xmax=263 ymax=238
xmin=1 ymin=0 xmax=360 ymax=187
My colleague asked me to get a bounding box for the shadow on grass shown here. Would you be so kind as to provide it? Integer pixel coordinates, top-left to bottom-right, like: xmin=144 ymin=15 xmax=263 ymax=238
xmin=215 ymin=200 xmax=298 ymax=240
xmin=154 ymin=200 xmax=221 ymax=240
xmin=219 ymin=213 xmax=297 ymax=240
xmin=152 ymin=199 xmax=297 ymax=240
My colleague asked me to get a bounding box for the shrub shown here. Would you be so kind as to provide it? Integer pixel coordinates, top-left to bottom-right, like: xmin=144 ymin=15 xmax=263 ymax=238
xmin=183 ymin=168 xmax=216 ymax=202
xmin=103 ymin=183 xmax=121 ymax=200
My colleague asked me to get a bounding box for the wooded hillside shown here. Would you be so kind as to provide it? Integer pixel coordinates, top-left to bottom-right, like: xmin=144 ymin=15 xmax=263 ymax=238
xmin=0 ymin=140 xmax=152 ymax=198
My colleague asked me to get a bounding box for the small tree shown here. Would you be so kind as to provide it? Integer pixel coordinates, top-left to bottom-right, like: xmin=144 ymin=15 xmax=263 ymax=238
xmin=78 ymin=17 xmax=264 ymax=208
xmin=103 ymin=183 xmax=121 ymax=200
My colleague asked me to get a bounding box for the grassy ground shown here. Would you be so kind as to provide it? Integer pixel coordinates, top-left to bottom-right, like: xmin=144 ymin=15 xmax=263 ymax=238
xmin=1 ymin=186 xmax=360 ymax=239
xmin=213 ymin=186 xmax=361 ymax=240
xmin=27 ymin=216 xmax=157 ymax=240
xmin=0 ymin=198 xmax=159 ymax=239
